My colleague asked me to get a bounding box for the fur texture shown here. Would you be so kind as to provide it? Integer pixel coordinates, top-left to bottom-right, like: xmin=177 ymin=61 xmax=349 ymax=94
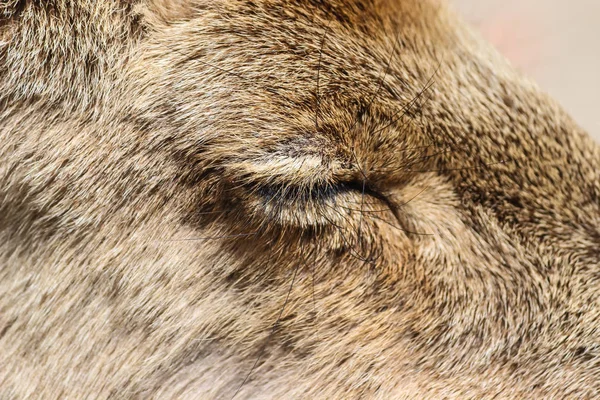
xmin=1 ymin=0 xmax=600 ymax=398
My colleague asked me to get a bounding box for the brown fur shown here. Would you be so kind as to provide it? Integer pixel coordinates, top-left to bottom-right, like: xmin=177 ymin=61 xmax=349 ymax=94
xmin=1 ymin=0 xmax=600 ymax=398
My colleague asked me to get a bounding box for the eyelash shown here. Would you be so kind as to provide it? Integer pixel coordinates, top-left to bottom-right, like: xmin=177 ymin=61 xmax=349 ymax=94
xmin=252 ymin=180 xmax=383 ymax=204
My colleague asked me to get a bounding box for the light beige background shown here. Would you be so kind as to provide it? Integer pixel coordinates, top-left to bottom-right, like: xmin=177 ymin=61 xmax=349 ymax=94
xmin=451 ymin=0 xmax=600 ymax=141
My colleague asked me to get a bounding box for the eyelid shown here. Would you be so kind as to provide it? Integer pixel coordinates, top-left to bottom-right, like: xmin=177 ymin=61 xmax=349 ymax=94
xmin=224 ymin=152 xmax=381 ymax=205
xmin=248 ymin=178 xmax=384 ymax=205
xmin=226 ymin=154 xmax=342 ymax=186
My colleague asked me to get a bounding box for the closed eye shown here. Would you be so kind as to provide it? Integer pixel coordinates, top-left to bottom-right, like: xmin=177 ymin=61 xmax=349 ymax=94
xmin=250 ymin=180 xmax=385 ymax=205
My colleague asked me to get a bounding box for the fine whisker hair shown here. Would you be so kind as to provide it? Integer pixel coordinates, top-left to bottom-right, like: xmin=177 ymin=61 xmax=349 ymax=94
xmin=371 ymin=60 xmax=443 ymax=136
xmin=338 ymin=29 xmax=403 ymax=138
xmin=314 ymin=19 xmax=333 ymax=131
xmin=231 ymin=254 xmax=301 ymax=400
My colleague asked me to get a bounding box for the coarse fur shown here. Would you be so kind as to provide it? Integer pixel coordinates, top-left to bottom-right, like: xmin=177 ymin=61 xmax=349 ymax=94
xmin=1 ymin=0 xmax=600 ymax=398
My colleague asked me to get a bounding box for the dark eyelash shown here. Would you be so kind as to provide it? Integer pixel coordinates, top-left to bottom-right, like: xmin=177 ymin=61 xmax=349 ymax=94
xmin=251 ymin=180 xmax=382 ymax=204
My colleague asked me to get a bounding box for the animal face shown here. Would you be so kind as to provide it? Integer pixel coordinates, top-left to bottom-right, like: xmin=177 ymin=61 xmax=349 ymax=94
xmin=1 ymin=0 xmax=600 ymax=398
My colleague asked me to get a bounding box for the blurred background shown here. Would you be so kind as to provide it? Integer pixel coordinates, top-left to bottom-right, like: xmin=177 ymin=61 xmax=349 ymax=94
xmin=450 ymin=0 xmax=600 ymax=141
